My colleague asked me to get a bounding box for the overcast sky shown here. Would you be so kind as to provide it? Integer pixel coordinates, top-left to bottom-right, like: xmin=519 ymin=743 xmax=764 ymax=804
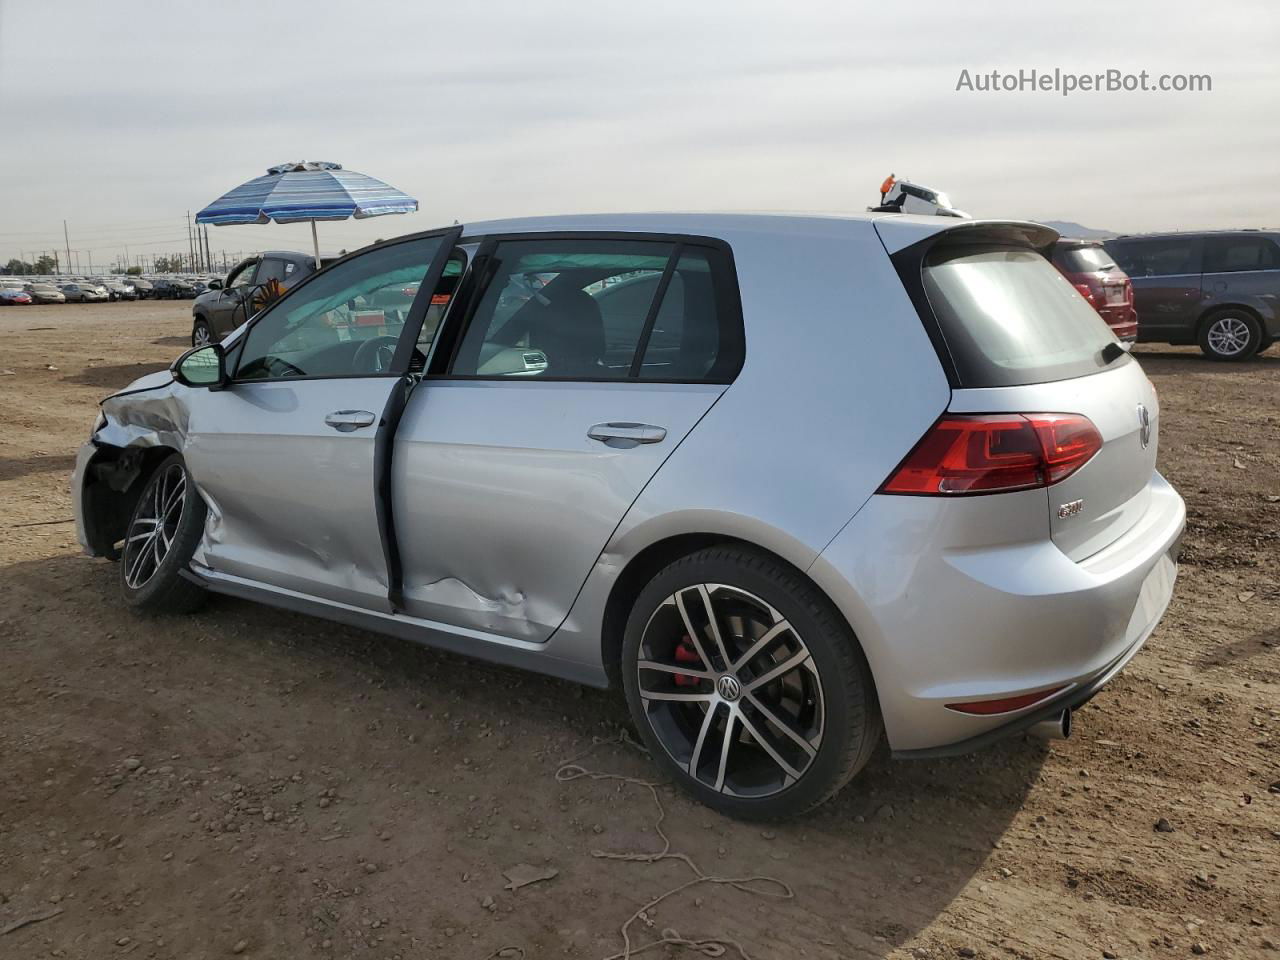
xmin=1 ymin=0 xmax=1277 ymax=269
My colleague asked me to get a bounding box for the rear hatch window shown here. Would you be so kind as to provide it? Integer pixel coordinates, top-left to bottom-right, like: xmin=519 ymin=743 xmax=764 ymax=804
xmin=1053 ymin=244 xmax=1118 ymax=273
xmin=921 ymin=245 xmax=1122 ymax=387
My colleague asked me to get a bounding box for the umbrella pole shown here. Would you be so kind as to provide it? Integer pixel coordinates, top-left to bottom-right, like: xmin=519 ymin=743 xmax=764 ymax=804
xmin=311 ymin=221 xmax=321 ymax=269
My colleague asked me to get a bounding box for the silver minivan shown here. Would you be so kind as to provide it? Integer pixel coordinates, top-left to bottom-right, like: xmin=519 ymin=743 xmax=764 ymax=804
xmin=73 ymin=213 xmax=1184 ymax=819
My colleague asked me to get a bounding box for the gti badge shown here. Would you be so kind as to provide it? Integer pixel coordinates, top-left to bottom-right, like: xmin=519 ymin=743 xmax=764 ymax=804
xmin=1057 ymin=498 xmax=1085 ymax=519
xmin=1137 ymin=403 xmax=1152 ymax=449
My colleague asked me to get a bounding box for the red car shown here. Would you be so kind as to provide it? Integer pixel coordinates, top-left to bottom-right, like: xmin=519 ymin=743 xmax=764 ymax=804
xmin=0 ymin=288 xmax=33 ymax=305
xmin=1050 ymin=239 xmax=1137 ymax=342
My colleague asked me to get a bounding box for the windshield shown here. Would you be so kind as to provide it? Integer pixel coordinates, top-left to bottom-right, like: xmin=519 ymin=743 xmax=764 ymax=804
xmin=922 ymin=245 xmax=1122 ymax=386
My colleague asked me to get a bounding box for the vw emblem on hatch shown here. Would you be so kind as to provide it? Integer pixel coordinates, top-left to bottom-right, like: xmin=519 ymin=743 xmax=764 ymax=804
xmin=716 ymin=675 xmax=742 ymax=702
xmin=1137 ymin=403 xmax=1152 ymax=449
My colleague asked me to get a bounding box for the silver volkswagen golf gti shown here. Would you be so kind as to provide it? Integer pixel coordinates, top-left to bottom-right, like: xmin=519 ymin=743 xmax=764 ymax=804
xmin=73 ymin=213 xmax=1185 ymax=819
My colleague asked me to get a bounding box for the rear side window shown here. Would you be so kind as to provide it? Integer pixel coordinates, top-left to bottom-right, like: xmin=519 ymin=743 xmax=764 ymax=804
xmin=1104 ymin=238 xmax=1201 ymax=278
xmin=1203 ymin=236 xmax=1280 ymax=273
xmin=921 ymin=245 xmax=1121 ymax=387
xmin=447 ymin=238 xmax=743 ymax=382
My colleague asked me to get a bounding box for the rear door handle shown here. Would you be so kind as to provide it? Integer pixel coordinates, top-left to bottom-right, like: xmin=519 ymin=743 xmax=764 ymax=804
xmin=324 ymin=410 xmax=377 ymax=432
xmin=587 ymin=422 xmax=667 ymax=447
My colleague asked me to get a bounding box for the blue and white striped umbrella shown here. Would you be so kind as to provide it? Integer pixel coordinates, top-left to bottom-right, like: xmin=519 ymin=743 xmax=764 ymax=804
xmin=195 ymin=161 xmax=417 ymax=265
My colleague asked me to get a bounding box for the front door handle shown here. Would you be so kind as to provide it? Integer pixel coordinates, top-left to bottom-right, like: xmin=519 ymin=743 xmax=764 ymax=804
xmin=324 ymin=410 xmax=377 ymax=432
xmin=587 ymin=422 xmax=667 ymax=448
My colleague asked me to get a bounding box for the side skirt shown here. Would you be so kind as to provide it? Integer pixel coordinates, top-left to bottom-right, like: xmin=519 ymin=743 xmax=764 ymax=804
xmin=181 ymin=565 xmax=609 ymax=689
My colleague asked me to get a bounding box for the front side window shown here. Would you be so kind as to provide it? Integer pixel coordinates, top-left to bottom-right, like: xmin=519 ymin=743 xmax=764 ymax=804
xmin=235 ymin=237 xmax=444 ymax=380
xmin=1204 ymin=236 xmax=1280 ymax=273
xmin=448 ymin=238 xmax=742 ymax=382
xmin=256 ymin=258 xmax=287 ymax=284
xmin=415 ymin=253 xmax=467 ymax=357
xmin=228 ymin=260 xmax=259 ymax=289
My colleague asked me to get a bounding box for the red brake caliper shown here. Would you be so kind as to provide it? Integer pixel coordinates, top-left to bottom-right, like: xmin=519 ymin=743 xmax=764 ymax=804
xmin=673 ymin=637 xmax=703 ymax=687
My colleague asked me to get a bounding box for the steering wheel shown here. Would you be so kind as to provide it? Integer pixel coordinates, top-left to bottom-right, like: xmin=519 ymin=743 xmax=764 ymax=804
xmin=353 ymin=335 xmax=400 ymax=374
xmin=263 ymin=356 xmax=306 ymax=379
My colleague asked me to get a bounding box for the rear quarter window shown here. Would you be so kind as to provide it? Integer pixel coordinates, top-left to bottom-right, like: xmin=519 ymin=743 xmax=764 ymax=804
xmin=920 ymin=245 xmax=1122 ymax=387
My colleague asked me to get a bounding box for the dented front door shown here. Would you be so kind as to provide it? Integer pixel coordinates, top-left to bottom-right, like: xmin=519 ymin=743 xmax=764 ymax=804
xmin=182 ymin=231 xmax=461 ymax=612
xmin=185 ymin=378 xmax=398 ymax=610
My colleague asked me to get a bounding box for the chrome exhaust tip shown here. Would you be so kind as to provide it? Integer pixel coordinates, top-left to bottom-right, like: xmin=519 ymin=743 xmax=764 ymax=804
xmin=1029 ymin=709 xmax=1071 ymax=741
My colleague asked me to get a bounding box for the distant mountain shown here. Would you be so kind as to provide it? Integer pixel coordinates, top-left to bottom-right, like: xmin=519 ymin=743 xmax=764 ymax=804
xmin=1036 ymin=220 xmax=1118 ymax=240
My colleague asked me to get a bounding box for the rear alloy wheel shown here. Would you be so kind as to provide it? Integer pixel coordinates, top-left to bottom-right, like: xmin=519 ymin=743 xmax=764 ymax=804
xmin=120 ymin=454 xmax=208 ymax=613
xmin=1199 ymin=310 xmax=1261 ymax=361
xmin=622 ymin=546 xmax=881 ymax=820
xmin=191 ymin=319 xmax=212 ymax=347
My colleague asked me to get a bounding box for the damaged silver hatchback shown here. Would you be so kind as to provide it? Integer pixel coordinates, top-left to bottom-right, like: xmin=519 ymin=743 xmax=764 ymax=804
xmin=74 ymin=213 xmax=1184 ymax=819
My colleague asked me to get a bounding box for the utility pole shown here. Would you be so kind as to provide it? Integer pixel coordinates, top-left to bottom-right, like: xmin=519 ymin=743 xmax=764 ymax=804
xmin=63 ymin=221 xmax=72 ymax=276
xmin=187 ymin=211 xmax=195 ymax=274
xmin=88 ymin=250 xmax=93 ymax=275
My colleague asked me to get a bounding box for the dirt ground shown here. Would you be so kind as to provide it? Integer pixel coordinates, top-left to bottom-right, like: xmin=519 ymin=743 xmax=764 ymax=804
xmin=1 ymin=300 xmax=1277 ymax=960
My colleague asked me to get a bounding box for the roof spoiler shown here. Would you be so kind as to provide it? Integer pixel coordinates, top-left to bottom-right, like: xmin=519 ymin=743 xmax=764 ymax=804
xmin=876 ymin=218 xmax=1059 ymax=256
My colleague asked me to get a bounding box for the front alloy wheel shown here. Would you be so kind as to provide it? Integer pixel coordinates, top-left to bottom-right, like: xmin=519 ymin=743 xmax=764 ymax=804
xmin=192 ymin=319 xmax=212 ymax=347
xmin=622 ymin=545 xmax=881 ymax=820
xmin=120 ymin=454 xmax=208 ymax=613
xmin=123 ymin=461 xmax=187 ymax=590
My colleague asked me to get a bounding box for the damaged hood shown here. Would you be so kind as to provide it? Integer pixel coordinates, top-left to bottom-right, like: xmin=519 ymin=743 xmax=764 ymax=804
xmin=115 ymin=369 xmax=176 ymax=396
xmin=97 ymin=373 xmax=189 ymax=451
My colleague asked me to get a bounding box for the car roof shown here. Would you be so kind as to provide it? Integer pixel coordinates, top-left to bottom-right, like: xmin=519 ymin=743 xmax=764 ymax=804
xmin=463 ymin=211 xmax=921 ymax=238
xmin=257 ymin=250 xmax=313 ymax=261
xmin=1110 ymin=229 xmax=1279 ymax=240
xmin=458 ymin=212 xmax=1057 ymax=254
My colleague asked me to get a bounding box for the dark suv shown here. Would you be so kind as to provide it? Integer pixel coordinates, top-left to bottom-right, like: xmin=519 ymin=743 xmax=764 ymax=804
xmin=191 ymin=250 xmax=323 ymax=346
xmin=1103 ymin=231 xmax=1280 ymax=360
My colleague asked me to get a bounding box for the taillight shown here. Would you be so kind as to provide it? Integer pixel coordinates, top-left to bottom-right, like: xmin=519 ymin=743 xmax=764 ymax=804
xmin=1071 ymin=282 xmax=1096 ymax=305
xmin=880 ymin=414 xmax=1102 ymax=495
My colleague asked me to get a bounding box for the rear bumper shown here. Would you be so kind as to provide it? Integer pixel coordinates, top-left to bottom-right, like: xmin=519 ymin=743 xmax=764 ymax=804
xmin=810 ymin=471 xmax=1185 ymax=754
xmin=890 ymin=551 xmax=1173 ymax=758
xmin=1099 ymin=305 xmax=1138 ymax=341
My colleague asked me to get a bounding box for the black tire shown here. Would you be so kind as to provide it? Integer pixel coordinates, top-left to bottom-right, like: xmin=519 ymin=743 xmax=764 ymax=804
xmin=1198 ymin=309 xmax=1262 ymax=361
xmin=191 ymin=318 xmax=213 ymax=348
xmin=120 ymin=453 xmax=208 ymax=614
xmin=621 ymin=544 xmax=881 ymax=820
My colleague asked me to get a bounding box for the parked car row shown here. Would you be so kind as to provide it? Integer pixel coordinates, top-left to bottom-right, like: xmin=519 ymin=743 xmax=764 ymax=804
xmin=1045 ymin=229 xmax=1279 ymax=361
xmin=0 ymin=274 xmax=219 ymax=304
xmin=1102 ymin=230 xmax=1280 ymax=361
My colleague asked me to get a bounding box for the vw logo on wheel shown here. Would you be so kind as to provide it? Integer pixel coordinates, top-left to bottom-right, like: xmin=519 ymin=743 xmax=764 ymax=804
xmin=1137 ymin=403 xmax=1152 ymax=449
xmin=716 ymin=674 xmax=742 ymax=702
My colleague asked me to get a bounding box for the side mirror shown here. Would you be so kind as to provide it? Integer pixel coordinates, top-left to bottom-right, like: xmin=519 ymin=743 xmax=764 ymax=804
xmin=171 ymin=343 xmax=227 ymax=388
xmin=208 ymin=279 xmax=223 ymax=290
